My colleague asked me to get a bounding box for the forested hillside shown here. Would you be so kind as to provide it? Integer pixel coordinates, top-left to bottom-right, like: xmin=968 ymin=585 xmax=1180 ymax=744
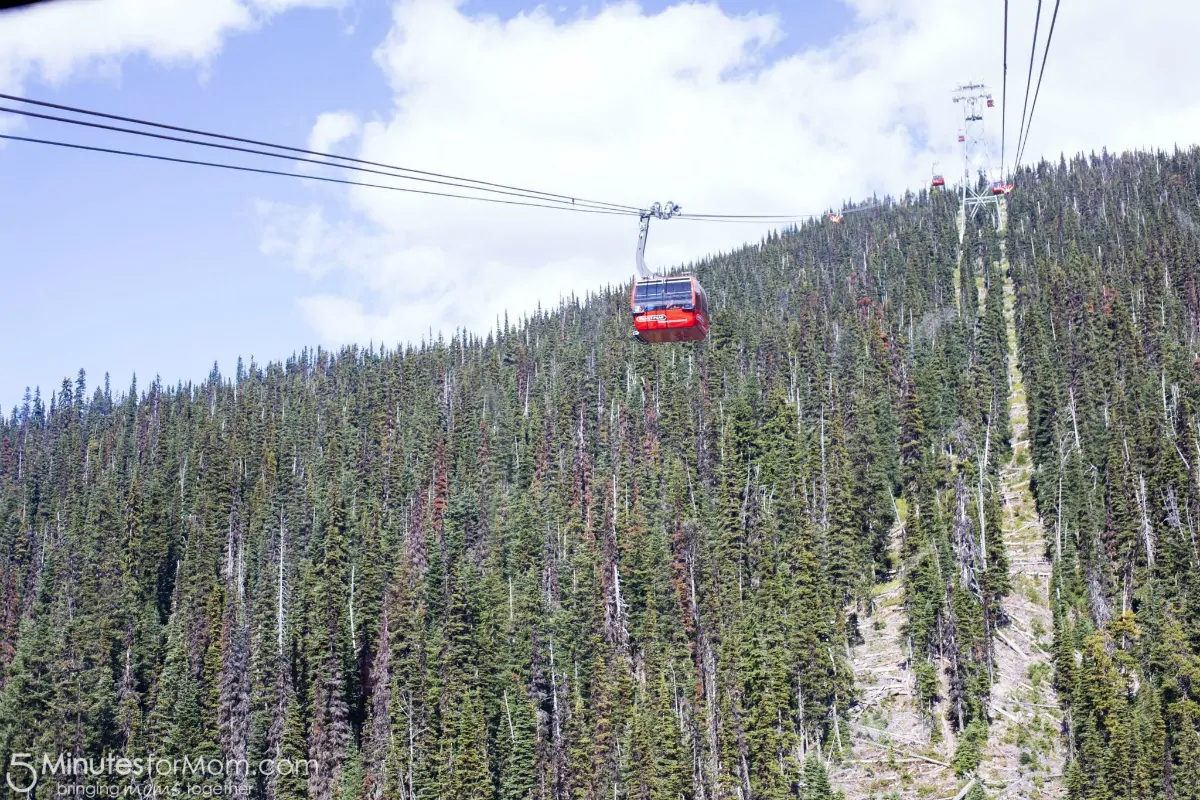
xmin=1 ymin=146 xmax=1197 ymax=800
xmin=1007 ymin=147 xmax=1200 ymax=799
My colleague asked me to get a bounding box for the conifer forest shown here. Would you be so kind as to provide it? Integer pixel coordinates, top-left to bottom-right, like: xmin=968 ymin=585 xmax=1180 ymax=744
xmin=3 ymin=146 xmax=1200 ymax=800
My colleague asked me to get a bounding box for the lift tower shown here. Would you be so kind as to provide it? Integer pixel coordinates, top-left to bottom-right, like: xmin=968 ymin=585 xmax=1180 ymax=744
xmin=953 ymin=82 xmax=1000 ymax=226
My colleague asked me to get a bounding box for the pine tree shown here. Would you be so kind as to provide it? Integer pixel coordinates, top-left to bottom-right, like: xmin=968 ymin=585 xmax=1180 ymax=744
xmin=801 ymin=755 xmax=833 ymax=800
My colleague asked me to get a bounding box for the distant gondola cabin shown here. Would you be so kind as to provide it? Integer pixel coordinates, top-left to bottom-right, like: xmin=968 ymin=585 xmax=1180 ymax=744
xmin=631 ymin=276 xmax=710 ymax=343
xmin=932 ymin=174 xmax=945 ymax=188
xmin=992 ymin=181 xmax=1005 ymax=195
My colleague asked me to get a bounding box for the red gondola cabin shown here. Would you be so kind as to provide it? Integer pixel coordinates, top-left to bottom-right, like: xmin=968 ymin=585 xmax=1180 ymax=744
xmin=932 ymin=174 xmax=945 ymax=188
xmin=987 ymin=97 xmax=995 ymax=108
xmin=631 ymin=275 xmax=710 ymax=343
xmin=957 ymin=133 xmax=965 ymax=143
xmin=991 ymin=181 xmax=1005 ymax=195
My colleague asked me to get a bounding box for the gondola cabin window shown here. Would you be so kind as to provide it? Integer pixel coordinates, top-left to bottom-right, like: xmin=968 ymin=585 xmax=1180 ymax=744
xmin=634 ymin=278 xmax=693 ymax=311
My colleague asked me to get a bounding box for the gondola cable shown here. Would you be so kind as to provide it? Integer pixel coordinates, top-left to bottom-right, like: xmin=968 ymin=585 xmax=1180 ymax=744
xmin=0 ymin=132 xmax=874 ymax=225
xmin=677 ymin=204 xmax=882 ymax=223
xmin=0 ymin=133 xmax=637 ymax=216
xmin=1000 ymin=0 xmax=1009 ymax=179
xmin=0 ymin=104 xmax=629 ymax=213
xmin=0 ymin=96 xmax=884 ymax=224
xmin=1013 ymin=0 xmax=1043 ymax=176
xmin=0 ymin=127 xmax=871 ymax=225
xmin=0 ymin=92 xmax=641 ymax=213
xmin=1014 ymin=0 xmax=1062 ymax=173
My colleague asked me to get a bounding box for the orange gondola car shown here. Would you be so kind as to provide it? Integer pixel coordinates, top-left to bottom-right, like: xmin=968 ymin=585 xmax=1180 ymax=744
xmin=631 ymin=276 xmax=710 ymax=344
xmin=629 ymin=201 xmax=711 ymax=344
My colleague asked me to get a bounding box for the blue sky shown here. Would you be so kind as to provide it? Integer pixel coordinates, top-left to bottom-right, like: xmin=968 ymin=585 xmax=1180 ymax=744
xmin=1 ymin=1 xmax=390 ymax=409
xmin=0 ymin=0 xmax=854 ymax=411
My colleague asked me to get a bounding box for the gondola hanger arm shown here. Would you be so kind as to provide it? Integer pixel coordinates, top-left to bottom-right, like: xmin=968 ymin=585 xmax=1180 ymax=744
xmin=634 ymin=200 xmax=682 ymax=279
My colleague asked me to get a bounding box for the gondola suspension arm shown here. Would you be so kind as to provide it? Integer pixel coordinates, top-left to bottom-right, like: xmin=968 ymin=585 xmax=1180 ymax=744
xmin=634 ymin=200 xmax=682 ymax=279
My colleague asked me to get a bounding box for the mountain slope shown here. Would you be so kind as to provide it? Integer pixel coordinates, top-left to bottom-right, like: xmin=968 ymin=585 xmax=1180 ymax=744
xmin=1 ymin=147 xmax=1197 ymax=800
xmin=1007 ymin=147 xmax=1200 ymax=799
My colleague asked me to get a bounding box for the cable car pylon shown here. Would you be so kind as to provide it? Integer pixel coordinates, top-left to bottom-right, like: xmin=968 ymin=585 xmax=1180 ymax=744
xmin=952 ymin=81 xmax=1001 ymax=228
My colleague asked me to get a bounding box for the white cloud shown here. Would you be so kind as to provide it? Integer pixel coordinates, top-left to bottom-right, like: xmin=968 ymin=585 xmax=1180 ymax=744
xmin=250 ymin=0 xmax=343 ymax=13
xmin=250 ymin=0 xmax=1200 ymax=348
xmin=309 ymin=111 xmax=361 ymax=153
xmin=0 ymin=0 xmax=344 ymax=97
